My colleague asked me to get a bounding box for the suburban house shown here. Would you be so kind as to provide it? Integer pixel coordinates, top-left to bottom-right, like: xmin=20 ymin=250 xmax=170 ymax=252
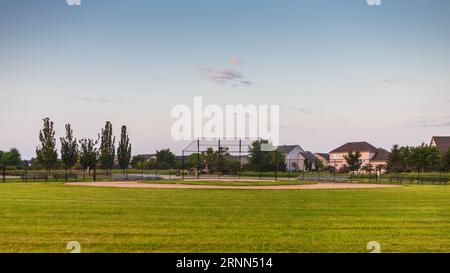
xmin=314 ymin=153 xmax=330 ymax=166
xmin=302 ymin=151 xmax=317 ymax=171
xmin=278 ymin=145 xmax=306 ymax=171
xmin=430 ymin=136 xmax=450 ymax=155
xmin=329 ymin=142 xmax=390 ymax=172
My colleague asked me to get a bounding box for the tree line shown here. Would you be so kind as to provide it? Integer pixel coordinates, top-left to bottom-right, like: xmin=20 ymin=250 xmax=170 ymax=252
xmin=129 ymin=139 xmax=286 ymax=175
xmin=35 ymin=118 xmax=132 ymax=175
xmin=386 ymin=144 xmax=450 ymax=173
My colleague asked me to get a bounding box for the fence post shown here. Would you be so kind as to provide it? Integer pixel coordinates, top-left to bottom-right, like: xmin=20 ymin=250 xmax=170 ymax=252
xmin=141 ymin=159 xmax=144 ymax=180
xmin=181 ymin=151 xmax=185 ymax=180
xmin=2 ymin=164 xmax=6 ymax=183
xmin=197 ymin=139 xmax=200 ymax=179
xmin=238 ymin=140 xmax=242 ymax=180
xmin=275 ymin=150 xmax=278 ymax=181
xmin=25 ymin=164 xmax=28 ymax=183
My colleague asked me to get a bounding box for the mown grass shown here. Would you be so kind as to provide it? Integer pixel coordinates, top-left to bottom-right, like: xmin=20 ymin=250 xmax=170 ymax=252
xmin=1 ymin=183 xmax=450 ymax=253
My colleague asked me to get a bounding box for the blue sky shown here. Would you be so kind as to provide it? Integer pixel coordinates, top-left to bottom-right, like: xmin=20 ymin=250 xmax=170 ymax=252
xmin=1 ymin=0 xmax=450 ymax=159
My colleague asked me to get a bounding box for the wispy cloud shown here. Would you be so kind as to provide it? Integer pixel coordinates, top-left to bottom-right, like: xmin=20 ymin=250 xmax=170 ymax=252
xmin=288 ymin=106 xmax=310 ymax=115
xmin=197 ymin=66 xmax=252 ymax=87
xmin=402 ymin=117 xmax=450 ymax=128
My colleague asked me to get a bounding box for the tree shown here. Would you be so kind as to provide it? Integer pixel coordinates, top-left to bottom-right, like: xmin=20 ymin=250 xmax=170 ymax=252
xmin=248 ymin=140 xmax=285 ymax=172
xmin=79 ymin=138 xmax=98 ymax=174
xmin=131 ymin=155 xmax=147 ymax=169
xmin=315 ymin=159 xmax=325 ymax=172
xmin=155 ymin=149 xmax=177 ymax=169
xmin=60 ymin=124 xmax=78 ymax=173
xmin=186 ymin=153 xmax=203 ymax=169
xmin=344 ymin=151 xmax=363 ymax=172
xmin=36 ymin=118 xmax=58 ymax=175
xmin=1 ymin=148 xmax=22 ymax=167
xmin=117 ymin=125 xmax=132 ymax=173
xmin=442 ymin=148 xmax=450 ymax=172
xmin=408 ymin=144 xmax=441 ymax=173
xmin=386 ymin=145 xmax=403 ymax=173
xmin=344 ymin=151 xmax=362 ymax=181
xmin=99 ymin=121 xmax=115 ymax=172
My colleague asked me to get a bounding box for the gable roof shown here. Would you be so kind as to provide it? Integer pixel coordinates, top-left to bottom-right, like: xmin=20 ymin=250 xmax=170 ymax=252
xmin=278 ymin=145 xmax=302 ymax=154
xmin=301 ymin=151 xmax=316 ymax=162
xmin=330 ymin=142 xmax=378 ymax=154
xmin=315 ymin=153 xmax=330 ymax=161
xmin=371 ymin=148 xmax=391 ymax=162
xmin=431 ymin=136 xmax=450 ymax=154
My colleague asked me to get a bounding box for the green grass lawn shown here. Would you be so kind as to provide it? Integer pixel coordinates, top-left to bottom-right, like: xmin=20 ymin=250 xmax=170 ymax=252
xmin=1 ymin=183 xmax=450 ymax=253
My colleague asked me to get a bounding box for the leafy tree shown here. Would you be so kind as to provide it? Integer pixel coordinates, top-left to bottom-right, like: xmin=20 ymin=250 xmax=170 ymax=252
xmin=344 ymin=151 xmax=362 ymax=181
xmin=408 ymin=144 xmax=441 ymax=173
xmin=99 ymin=121 xmax=115 ymax=172
xmin=155 ymin=149 xmax=177 ymax=169
xmin=117 ymin=125 xmax=132 ymax=173
xmin=79 ymin=138 xmax=98 ymax=174
xmin=186 ymin=153 xmax=203 ymax=169
xmin=36 ymin=118 xmax=58 ymax=174
xmin=131 ymin=155 xmax=147 ymax=169
xmin=344 ymin=151 xmax=363 ymax=173
xmin=60 ymin=124 xmax=78 ymax=173
xmin=224 ymin=160 xmax=240 ymax=175
xmin=315 ymin=159 xmax=325 ymax=172
xmin=248 ymin=140 xmax=285 ymax=172
xmin=1 ymin=148 xmax=22 ymax=167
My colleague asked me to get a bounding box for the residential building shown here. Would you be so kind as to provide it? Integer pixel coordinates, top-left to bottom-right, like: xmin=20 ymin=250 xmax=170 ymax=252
xmin=430 ymin=136 xmax=450 ymax=155
xmin=314 ymin=153 xmax=330 ymax=166
xmin=329 ymin=142 xmax=390 ymax=172
xmin=278 ymin=145 xmax=306 ymax=171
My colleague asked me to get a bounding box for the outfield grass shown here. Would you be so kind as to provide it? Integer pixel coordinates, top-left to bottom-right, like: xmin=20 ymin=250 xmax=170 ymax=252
xmin=1 ymin=183 xmax=450 ymax=252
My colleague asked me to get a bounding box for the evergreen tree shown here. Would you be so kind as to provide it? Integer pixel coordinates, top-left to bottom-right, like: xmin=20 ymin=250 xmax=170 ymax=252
xmin=442 ymin=148 xmax=450 ymax=172
xmin=386 ymin=145 xmax=403 ymax=173
xmin=99 ymin=121 xmax=115 ymax=172
xmin=36 ymin=118 xmax=58 ymax=175
xmin=117 ymin=125 xmax=132 ymax=173
xmin=60 ymin=124 xmax=78 ymax=173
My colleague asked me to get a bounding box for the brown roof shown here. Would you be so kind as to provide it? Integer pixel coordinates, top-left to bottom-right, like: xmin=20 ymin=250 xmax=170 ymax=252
xmin=371 ymin=148 xmax=391 ymax=162
xmin=431 ymin=136 xmax=450 ymax=154
xmin=314 ymin=153 xmax=330 ymax=161
xmin=330 ymin=142 xmax=378 ymax=154
xmin=278 ymin=145 xmax=301 ymax=154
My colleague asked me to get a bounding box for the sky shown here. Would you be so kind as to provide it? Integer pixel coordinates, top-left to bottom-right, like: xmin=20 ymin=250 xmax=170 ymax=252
xmin=0 ymin=0 xmax=450 ymax=159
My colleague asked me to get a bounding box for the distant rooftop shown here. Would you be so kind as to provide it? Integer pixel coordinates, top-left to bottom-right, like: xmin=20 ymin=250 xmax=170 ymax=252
xmin=330 ymin=142 xmax=378 ymax=154
xmin=431 ymin=136 xmax=450 ymax=154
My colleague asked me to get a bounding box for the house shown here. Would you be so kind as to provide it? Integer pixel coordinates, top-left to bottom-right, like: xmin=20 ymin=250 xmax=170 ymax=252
xmin=430 ymin=136 xmax=450 ymax=155
xmin=278 ymin=145 xmax=306 ymax=171
xmin=302 ymin=151 xmax=317 ymax=171
xmin=314 ymin=153 xmax=330 ymax=166
xmin=329 ymin=142 xmax=390 ymax=172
